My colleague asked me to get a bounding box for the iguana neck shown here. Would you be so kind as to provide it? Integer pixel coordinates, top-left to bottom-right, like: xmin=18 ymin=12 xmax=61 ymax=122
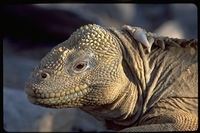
xmin=107 ymin=27 xmax=147 ymax=91
xmin=81 ymin=82 xmax=142 ymax=130
xmin=107 ymin=27 xmax=169 ymax=115
xmin=80 ymin=28 xmax=148 ymax=130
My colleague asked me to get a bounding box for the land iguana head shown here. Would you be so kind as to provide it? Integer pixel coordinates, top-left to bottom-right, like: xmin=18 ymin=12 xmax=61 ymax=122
xmin=24 ymin=24 xmax=131 ymax=108
xmin=24 ymin=23 xmax=198 ymax=131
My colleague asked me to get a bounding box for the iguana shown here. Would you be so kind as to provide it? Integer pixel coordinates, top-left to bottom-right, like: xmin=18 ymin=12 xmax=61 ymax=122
xmin=24 ymin=24 xmax=198 ymax=132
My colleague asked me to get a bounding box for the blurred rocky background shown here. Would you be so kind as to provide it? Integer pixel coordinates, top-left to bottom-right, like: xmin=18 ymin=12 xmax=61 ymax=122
xmin=3 ymin=4 xmax=197 ymax=132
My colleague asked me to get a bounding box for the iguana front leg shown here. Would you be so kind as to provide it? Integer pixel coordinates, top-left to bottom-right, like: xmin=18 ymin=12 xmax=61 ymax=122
xmin=122 ymin=25 xmax=197 ymax=53
xmin=122 ymin=25 xmax=155 ymax=52
xmin=119 ymin=112 xmax=198 ymax=132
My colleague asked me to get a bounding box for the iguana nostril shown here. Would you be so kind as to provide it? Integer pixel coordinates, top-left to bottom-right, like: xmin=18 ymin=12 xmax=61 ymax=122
xmin=41 ymin=72 xmax=47 ymax=79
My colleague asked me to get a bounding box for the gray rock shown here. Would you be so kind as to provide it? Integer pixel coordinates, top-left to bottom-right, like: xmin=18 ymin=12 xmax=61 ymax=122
xmin=3 ymin=88 xmax=105 ymax=132
xmin=35 ymin=4 xmax=197 ymax=38
xmin=3 ymin=87 xmax=52 ymax=132
xmin=154 ymin=20 xmax=184 ymax=38
xmin=3 ymin=55 xmax=39 ymax=90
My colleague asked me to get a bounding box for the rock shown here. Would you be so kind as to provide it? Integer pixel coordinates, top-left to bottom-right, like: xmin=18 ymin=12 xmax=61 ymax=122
xmin=170 ymin=4 xmax=197 ymax=38
xmin=3 ymin=88 xmax=105 ymax=132
xmin=3 ymin=4 xmax=93 ymax=46
xmin=3 ymin=87 xmax=52 ymax=132
xmin=3 ymin=55 xmax=39 ymax=90
xmin=154 ymin=20 xmax=184 ymax=38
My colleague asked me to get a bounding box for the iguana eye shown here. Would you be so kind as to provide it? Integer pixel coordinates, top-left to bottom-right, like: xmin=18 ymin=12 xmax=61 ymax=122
xmin=66 ymin=52 xmax=98 ymax=76
xmin=73 ymin=61 xmax=88 ymax=72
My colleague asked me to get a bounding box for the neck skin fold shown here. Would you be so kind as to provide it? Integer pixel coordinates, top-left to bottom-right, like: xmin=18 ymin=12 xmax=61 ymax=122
xmin=81 ymin=28 xmax=147 ymax=131
xmin=81 ymin=81 xmax=142 ymax=130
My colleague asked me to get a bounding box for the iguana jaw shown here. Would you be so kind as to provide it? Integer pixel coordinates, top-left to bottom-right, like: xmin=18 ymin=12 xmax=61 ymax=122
xmin=25 ymin=83 xmax=91 ymax=108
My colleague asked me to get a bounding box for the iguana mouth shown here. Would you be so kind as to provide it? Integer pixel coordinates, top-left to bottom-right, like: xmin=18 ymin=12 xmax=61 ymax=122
xmin=25 ymin=84 xmax=90 ymax=108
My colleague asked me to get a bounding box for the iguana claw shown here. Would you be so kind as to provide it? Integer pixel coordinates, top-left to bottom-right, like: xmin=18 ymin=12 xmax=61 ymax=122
xmin=133 ymin=28 xmax=151 ymax=48
xmin=123 ymin=25 xmax=153 ymax=53
xmin=123 ymin=25 xmax=186 ymax=53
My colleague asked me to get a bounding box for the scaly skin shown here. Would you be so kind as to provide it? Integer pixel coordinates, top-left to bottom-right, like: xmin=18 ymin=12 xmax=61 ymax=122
xmin=24 ymin=24 xmax=198 ymax=131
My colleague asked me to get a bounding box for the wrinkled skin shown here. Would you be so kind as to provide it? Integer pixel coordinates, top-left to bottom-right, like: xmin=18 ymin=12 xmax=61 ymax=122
xmin=25 ymin=24 xmax=198 ymax=131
